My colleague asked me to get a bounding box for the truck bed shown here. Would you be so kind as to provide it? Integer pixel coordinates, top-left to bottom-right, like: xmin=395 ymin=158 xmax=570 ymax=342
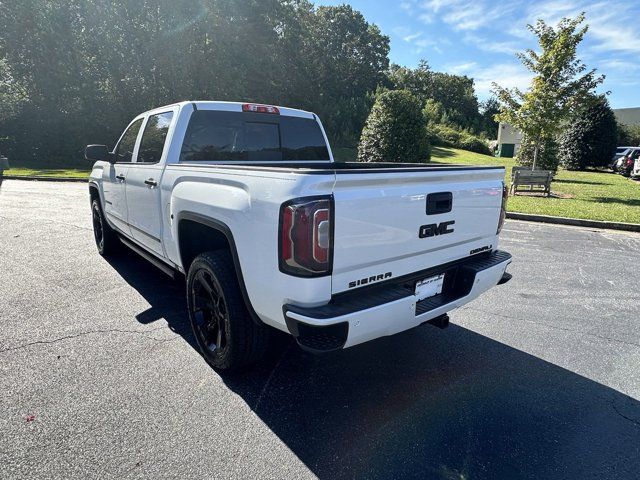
xmin=173 ymin=161 xmax=503 ymax=174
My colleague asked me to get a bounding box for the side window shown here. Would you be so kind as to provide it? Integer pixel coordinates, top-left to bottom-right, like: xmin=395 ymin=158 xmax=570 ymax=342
xmin=114 ymin=118 xmax=143 ymax=163
xmin=137 ymin=111 xmax=174 ymax=164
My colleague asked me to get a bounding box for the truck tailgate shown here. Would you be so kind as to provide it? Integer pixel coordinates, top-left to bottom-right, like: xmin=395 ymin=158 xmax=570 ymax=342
xmin=331 ymin=167 xmax=505 ymax=294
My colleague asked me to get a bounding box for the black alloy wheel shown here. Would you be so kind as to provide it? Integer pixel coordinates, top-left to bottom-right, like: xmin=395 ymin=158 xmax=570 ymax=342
xmin=191 ymin=269 xmax=228 ymax=355
xmin=92 ymin=200 xmax=105 ymax=252
xmin=186 ymin=251 xmax=269 ymax=371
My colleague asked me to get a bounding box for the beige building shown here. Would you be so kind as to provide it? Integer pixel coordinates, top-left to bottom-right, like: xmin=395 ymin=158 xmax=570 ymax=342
xmin=496 ymin=107 xmax=640 ymax=158
xmin=496 ymin=122 xmax=522 ymax=158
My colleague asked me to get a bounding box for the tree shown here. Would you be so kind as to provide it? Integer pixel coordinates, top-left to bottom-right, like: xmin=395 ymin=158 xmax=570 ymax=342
xmin=357 ymin=89 xmax=429 ymax=163
xmin=493 ymin=13 xmax=604 ymax=170
xmin=387 ymin=61 xmax=434 ymax=100
xmin=0 ymin=0 xmax=390 ymax=164
xmin=479 ymin=97 xmax=500 ymax=139
xmin=558 ymin=96 xmax=618 ymax=170
xmin=618 ymin=123 xmax=640 ymax=146
xmin=388 ymin=61 xmax=482 ymax=133
xmin=0 ymin=58 xmax=27 ymax=124
xmin=422 ymin=99 xmax=444 ymax=124
xmin=300 ymin=4 xmax=389 ymax=146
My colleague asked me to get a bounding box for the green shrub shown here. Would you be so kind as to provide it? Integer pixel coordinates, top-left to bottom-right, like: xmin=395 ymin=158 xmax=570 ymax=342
xmin=429 ymin=124 xmax=461 ymax=145
xmin=429 ymin=123 xmax=491 ymax=155
xmin=357 ymin=89 xmax=429 ymax=162
xmin=559 ymin=97 xmax=618 ymax=170
xmin=459 ymin=135 xmax=491 ymax=154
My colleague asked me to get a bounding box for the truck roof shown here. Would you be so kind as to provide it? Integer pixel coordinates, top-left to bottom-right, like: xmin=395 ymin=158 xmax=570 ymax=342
xmin=145 ymin=101 xmax=315 ymax=119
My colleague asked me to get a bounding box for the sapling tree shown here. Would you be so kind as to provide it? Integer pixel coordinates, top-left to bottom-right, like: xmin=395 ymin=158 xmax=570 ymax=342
xmin=493 ymin=13 xmax=604 ymax=170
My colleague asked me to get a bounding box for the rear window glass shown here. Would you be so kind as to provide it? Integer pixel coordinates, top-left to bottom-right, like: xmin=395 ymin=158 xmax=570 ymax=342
xmin=180 ymin=110 xmax=330 ymax=162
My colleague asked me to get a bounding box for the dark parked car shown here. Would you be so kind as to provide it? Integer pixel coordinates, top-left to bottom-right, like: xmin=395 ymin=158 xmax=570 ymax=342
xmin=610 ymin=146 xmax=639 ymax=171
xmin=618 ymin=149 xmax=640 ymax=177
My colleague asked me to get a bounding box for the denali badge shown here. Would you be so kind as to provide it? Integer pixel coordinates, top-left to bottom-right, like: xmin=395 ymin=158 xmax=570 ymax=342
xmin=419 ymin=220 xmax=455 ymax=238
xmin=470 ymin=245 xmax=492 ymax=255
xmin=349 ymin=272 xmax=392 ymax=289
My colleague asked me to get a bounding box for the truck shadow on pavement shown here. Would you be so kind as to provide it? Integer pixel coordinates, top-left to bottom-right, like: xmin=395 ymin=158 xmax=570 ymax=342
xmin=107 ymin=250 xmax=640 ymax=480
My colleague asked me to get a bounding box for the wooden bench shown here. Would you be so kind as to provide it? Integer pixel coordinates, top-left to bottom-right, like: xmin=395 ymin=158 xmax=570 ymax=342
xmin=510 ymin=166 xmax=556 ymax=182
xmin=510 ymin=169 xmax=553 ymax=197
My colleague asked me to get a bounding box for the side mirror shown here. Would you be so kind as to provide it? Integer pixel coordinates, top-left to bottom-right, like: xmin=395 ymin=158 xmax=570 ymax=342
xmin=85 ymin=144 xmax=113 ymax=163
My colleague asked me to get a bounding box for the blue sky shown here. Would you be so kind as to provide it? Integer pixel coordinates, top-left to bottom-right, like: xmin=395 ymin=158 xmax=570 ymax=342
xmin=316 ymin=0 xmax=640 ymax=108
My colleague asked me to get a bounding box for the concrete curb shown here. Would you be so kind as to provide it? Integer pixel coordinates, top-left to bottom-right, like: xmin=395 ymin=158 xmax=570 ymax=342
xmin=2 ymin=175 xmax=88 ymax=183
xmin=506 ymin=212 xmax=640 ymax=232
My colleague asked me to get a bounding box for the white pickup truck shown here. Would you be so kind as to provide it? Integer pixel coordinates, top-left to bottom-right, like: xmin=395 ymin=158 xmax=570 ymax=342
xmin=86 ymin=101 xmax=512 ymax=370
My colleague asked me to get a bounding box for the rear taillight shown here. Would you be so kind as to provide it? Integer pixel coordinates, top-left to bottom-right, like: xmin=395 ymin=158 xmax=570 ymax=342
xmin=279 ymin=196 xmax=333 ymax=277
xmin=242 ymin=103 xmax=280 ymax=114
xmin=497 ymin=182 xmax=508 ymax=234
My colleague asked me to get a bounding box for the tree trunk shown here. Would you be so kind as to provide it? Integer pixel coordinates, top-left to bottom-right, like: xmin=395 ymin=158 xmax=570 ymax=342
xmin=532 ymin=142 xmax=539 ymax=170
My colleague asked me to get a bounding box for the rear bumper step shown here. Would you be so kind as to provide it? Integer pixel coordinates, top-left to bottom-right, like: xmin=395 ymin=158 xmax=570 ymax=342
xmin=498 ymin=272 xmax=512 ymax=285
xmin=284 ymin=250 xmax=512 ymax=353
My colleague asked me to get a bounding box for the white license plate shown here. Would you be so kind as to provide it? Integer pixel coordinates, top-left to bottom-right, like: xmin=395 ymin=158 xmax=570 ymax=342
xmin=415 ymin=274 xmax=445 ymax=300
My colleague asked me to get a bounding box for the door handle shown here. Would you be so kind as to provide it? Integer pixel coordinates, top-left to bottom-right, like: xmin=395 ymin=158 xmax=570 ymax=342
xmin=144 ymin=178 xmax=157 ymax=187
xmin=115 ymin=174 xmax=126 ymax=181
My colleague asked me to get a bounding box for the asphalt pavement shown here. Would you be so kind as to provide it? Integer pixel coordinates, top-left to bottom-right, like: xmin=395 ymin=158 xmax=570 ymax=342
xmin=1 ymin=179 xmax=639 ymax=479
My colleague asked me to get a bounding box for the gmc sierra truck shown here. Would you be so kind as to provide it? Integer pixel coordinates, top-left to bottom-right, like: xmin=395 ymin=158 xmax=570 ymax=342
xmin=86 ymin=101 xmax=512 ymax=371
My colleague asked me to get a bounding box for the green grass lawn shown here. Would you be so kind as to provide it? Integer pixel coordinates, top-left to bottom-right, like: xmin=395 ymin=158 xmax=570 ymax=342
xmin=430 ymin=147 xmax=640 ymax=224
xmin=6 ymin=167 xmax=90 ymax=179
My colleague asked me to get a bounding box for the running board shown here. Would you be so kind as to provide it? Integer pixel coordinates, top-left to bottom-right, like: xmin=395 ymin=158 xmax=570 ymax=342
xmin=119 ymin=236 xmax=175 ymax=278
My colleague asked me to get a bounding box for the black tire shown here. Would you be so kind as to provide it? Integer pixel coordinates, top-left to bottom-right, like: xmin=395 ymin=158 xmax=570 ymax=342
xmin=91 ymin=199 xmax=120 ymax=256
xmin=186 ymin=251 xmax=269 ymax=371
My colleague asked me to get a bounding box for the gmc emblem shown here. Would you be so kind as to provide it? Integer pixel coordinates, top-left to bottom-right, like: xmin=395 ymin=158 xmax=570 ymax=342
xmin=419 ymin=220 xmax=455 ymax=238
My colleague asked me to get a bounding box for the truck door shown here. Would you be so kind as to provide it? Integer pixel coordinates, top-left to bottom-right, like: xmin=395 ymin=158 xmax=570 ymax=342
xmin=124 ymin=110 xmax=174 ymax=256
xmin=103 ymin=118 xmax=143 ymax=236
